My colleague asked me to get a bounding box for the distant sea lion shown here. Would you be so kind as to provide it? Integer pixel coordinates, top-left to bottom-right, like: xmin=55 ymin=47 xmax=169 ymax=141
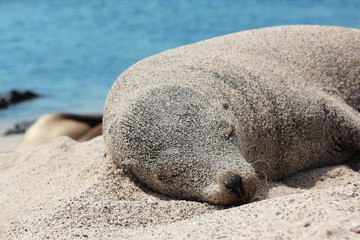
xmin=18 ymin=113 xmax=102 ymax=151
xmin=103 ymin=25 xmax=360 ymax=205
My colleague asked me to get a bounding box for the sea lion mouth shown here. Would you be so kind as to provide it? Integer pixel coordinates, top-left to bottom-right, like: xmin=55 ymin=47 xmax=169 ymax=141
xmin=224 ymin=175 xmax=244 ymax=198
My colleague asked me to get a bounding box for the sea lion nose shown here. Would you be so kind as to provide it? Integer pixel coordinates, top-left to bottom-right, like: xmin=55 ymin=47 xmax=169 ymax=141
xmin=224 ymin=175 xmax=244 ymax=197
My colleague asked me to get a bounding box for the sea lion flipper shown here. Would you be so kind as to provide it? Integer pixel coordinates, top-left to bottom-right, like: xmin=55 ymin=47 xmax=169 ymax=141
xmin=320 ymin=93 xmax=360 ymax=162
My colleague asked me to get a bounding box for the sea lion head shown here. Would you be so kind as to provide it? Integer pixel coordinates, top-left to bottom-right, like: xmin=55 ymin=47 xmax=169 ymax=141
xmin=104 ymin=85 xmax=258 ymax=205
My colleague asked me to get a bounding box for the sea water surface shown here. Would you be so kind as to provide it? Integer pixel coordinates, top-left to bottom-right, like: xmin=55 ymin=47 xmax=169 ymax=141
xmin=0 ymin=0 xmax=359 ymax=131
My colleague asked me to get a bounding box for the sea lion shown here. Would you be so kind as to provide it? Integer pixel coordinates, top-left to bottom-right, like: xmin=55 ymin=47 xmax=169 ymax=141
xmin=103 ymin=25 xmax=360 ymax=205
xmin=18 ymin=113 xmax=102 ymax=151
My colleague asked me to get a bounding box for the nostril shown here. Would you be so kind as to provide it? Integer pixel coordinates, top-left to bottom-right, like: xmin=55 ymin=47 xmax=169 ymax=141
xmin=224 ymin=175 xmax=244 ymax=197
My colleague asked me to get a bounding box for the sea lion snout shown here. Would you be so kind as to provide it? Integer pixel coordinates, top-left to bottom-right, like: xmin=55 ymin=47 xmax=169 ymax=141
xmin=216 ymin=169 xmax=258 ymax=205
xmin=224 ymin=175 xmax=244 ymax=197
xmin=200 ymin=169 xmax=258 ymax=206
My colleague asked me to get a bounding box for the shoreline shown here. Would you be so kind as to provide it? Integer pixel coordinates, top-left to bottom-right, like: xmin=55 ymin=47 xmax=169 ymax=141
xmin=0 ymin=134 xmax=24 ymax=152
xmin=0 ymin=116 xmax=38 ymax=135
xmin=0 ymin=116 xmax=36 ymax=152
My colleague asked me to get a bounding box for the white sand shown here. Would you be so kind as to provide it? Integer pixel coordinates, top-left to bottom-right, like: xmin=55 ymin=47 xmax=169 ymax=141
xmin=0 ymin=134 xmax=23 ymax=152
xmin=0 ymin=136 xmax=359 ymax=239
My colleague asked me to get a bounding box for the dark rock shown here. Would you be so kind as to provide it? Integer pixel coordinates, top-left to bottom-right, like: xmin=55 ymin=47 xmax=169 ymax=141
xmin=3 ymin=120 xmax=35 ymax=135
xmin=0 ymin=90 xmax=40 ymax=109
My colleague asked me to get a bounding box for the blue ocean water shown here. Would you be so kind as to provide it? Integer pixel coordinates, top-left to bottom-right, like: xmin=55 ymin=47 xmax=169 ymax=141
xmin=0 ymin=0 xmax=359 ymax=130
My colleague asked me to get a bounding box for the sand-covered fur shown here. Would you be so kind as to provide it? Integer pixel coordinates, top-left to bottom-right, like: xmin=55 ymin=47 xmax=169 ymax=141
xmin=104 ymin=25 xmax=360 ymax=205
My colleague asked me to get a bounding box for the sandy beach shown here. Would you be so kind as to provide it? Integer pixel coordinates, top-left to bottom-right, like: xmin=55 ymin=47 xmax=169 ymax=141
xmin=0 ymin=134 xmax=23 ymax=153
xmin=0 ymin=135 xmax=359 ymax=239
